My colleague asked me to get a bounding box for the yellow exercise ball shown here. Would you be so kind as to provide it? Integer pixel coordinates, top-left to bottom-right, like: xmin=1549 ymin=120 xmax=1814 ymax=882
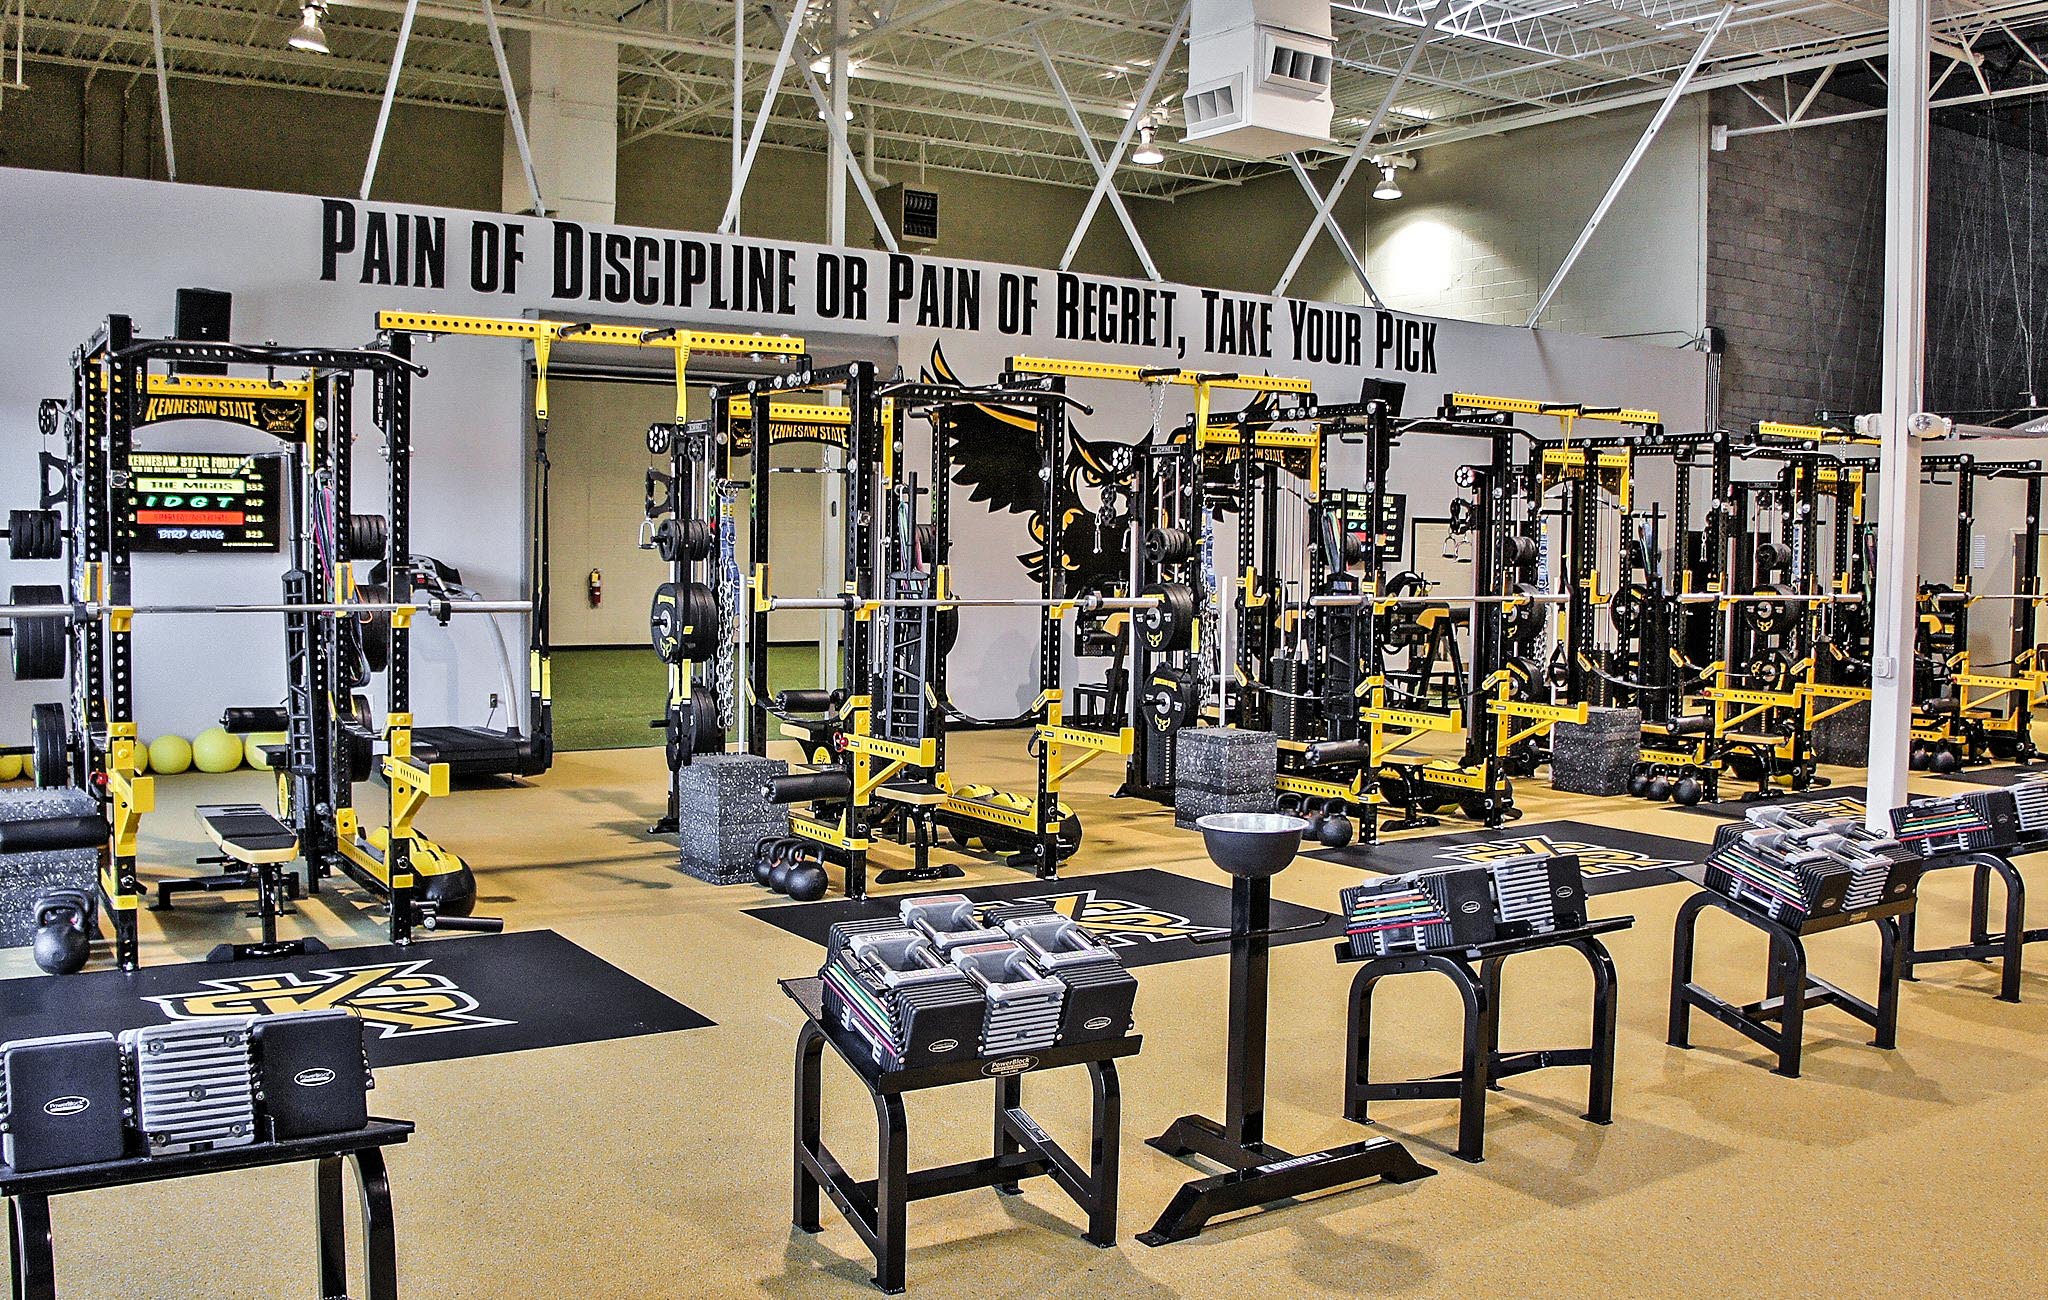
xmin=244 ymin=732 xmax=288 ymax=770
xmin=131 ymin=742 xmax=150 ymax=775
xmin=0 ymin=754 xmax=21 ymax=782
xmin=148 ymin=734 xmax=193 ymax=776
xmin=191 ymin=727 xmax=243 ymax=773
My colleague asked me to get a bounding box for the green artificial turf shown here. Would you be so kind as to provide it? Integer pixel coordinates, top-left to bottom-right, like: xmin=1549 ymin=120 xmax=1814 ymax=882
xmin=550 ymin=644 xmax=824 ymax=751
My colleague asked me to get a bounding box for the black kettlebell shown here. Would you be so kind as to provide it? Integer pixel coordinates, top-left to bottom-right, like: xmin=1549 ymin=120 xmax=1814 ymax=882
xmin=1629 ymin=770 xmax=1651 ymax=798
xmin=753 ymin=844 xmax=779 ymax=887
xmin=33 ymin=919 xmax=90 ymax=976
xmin=1301 ymin=801 xmax=1326 ymax=840
xmin=1931 ymin=747 xmax=1960 ymax=773
xmin=1317 ymin=815 xmax=1354 ymax=849
xmin=1672 ymin=776 xmax=1703 ymax=806
xmin=768 ymin=860 xmax=793 ymax=893
xmin=1909 ymin=745 xmax=1931 ymax=770
xmin=785 ymin=862 xmax=829 ymax=902
xmin=1647 ymin=775 xmax=1672 ymax=801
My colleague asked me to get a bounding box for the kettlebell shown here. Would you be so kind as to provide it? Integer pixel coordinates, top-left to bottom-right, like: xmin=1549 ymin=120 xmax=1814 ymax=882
xmin=1629 ymin=770 xmax=1651 ymax=798
xmin=1647 ymin=775 xmax=1672 ymax=801
xmin=1909 ymin=745 xmax=1931 ymax=771
xmin=768 ymin=860 xmax=793 ymax=893
xmin=1317 ymin=815 xmax=1354 ymax=849
xmin=785 ymin=862 xmax=829 ymax=902
xmin=1672 ymin=776 xmax=1703 ymax=806
xmin=753 ymin=844 xmax=778 ymax=887
xmin=1931 ymin=747 xmax=1960 ymax=773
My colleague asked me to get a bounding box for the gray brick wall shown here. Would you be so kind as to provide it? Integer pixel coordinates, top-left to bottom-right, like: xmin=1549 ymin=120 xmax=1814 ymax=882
xmin=1708 ymin=90 xmax=2048 ymax=428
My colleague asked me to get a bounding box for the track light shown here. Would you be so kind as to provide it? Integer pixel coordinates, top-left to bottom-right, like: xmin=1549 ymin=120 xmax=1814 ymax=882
xmin=288 ymin=2 xmax=331 ymax=55
xmin=1132 ymin=124 xmax=1165 ymax=166
xmin=1372 ymin=162 xmax=1402 ymax=200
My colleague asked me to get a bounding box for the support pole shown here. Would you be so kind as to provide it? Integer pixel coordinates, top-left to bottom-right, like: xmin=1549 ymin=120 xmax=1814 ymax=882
xmin=1866 ymin=0 xmax=1931 ymax=829
xmin=361 ymin=0 xmax=421 ymax=201
xmin=1055 ymin=2 xmax=1187 ymax=274
xmin=719 ymin=0 xmax=811 ymax=234
xmin=482 ymin=0 xmax=545 ymax=215
xmin=1271 ymin=0 xmax=1451 ymax=299
xmin=146 ymin=0 xmax=176 ymax=180
xmin=1033 ymin=31 xmax=1165 ymax=282
xmin=827 ymin=0 xmax=848 ymax=246
xmin=732 ymin=0 xmax=745 ymax=199
xmin=1525 ymin=4 xmax=1731 ymax=328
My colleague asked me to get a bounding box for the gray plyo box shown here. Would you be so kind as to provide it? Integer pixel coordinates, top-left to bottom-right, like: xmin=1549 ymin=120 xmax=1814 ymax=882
xmin=1173 ymin=783 xmax=1278 ymax=831
xmin=1812 ymin=699 xmax=1870 ymax=767
xmin=1174 ymin=727 xmax=1279 ymax=797
xmin=674 ymin=752 xmax=790 ymax=884
xmin=0 ymin=787 xmax=100 ymax=949
xmin=1551 ymin=706 xmax=1644 ymax=797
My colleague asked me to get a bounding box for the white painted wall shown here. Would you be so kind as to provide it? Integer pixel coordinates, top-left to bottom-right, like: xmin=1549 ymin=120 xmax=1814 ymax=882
xmin=0 ymin=168 xmax=1709 ymax=740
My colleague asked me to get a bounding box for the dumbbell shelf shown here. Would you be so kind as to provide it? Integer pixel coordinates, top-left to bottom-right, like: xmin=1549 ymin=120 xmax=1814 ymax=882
xmin=783 ymin=976 xmax=1140 ymax=1295
xmin=1668 ymin=863 xmax=1915 ymax=1077
xmin=1900 ymin=838 xmax=2048 ymax=1003
xmin=1 ymin=1118 xmax=413 ymax=1300
xmin=1336 ymin=916 xmax=1631 ymax=1163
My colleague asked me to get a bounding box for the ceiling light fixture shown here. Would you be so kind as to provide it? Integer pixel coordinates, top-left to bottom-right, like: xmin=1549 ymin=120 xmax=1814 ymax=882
xmin=1372 ymin=162 xmax=1402 ymax=200
xmin=1132 ymin=124 xmax=1165 ymax=165
xmin=288 ymin=2 xmax=331 ymax=54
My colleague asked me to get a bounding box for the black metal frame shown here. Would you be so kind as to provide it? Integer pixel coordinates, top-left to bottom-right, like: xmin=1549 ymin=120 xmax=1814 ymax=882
xmin=1900 ymin=846 xmax=2048 ymax=1003
xmin=1667 ymin=869 xmax=1911 ymax=1077
xmin=1339 ymin=916 xmax=1629 ymax=1163
xmin=2 ymin=1119 xmax=411 ymax=1300
xmin=783 ymin=977 xmax=1134 ymax=1295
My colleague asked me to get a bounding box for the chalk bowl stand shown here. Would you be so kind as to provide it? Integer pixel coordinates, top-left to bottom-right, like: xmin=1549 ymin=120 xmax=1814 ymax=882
xmin=1140 ymin=813 xmax=1435 ymax=1247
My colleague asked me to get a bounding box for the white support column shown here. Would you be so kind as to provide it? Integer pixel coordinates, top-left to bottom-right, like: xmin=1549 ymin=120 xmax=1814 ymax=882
xmin=827 ymin=0 xmax=848 ymax=245
xmin=1526 ymin=4 xmax=1731 ymax=328
xmin=1866 ymin=0 xmax=1931 ymax=830
xmin=361 ymin=0 xmax=419 ymax=201
xmin=731 ymin=0 xmax=745 ymax=199
xmin=499 ymin=29 xmax=619 ymax=222
xmin=720 ymin=0 xmax=811 ymax=235
xmin=146 ymin=0 xmax=176 ymax=180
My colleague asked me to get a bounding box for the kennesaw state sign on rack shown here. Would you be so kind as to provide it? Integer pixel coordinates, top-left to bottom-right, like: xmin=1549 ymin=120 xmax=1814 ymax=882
xmin=0 ymin=170 xmax=1707 ymax=731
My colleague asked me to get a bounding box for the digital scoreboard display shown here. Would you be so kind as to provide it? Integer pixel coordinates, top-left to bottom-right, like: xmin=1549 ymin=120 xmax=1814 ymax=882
xmin=124 ymin=452 xmax=282 ymax=553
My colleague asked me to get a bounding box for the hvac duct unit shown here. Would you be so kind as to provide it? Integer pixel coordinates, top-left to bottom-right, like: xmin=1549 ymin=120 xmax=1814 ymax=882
xmin=1181 ymin=0 xmax=1335 ymax=157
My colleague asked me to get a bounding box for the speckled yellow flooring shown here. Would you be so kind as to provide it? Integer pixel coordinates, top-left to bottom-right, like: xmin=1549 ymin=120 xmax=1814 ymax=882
xmin=4 ymin=738 xmax=2045 ymax=1298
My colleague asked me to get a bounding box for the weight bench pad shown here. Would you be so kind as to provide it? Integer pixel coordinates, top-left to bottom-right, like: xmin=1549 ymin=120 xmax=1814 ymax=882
xmin=196 ymin=804 xmax=299 ymax=865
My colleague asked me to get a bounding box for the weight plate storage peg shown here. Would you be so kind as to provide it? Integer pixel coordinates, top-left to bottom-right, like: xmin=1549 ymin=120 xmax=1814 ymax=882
xmin=9 ymin=584 xmax=67 ymax=681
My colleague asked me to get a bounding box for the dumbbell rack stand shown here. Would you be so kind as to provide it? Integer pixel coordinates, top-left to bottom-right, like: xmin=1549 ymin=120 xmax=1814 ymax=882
xmin=1668 ymin=863 xmax=1914 ymax=1077
xmin=1336 ymin=916 xmax=1632 ymax=1163
xmin=782 ymin=977 xmax=1140 ymax=1295
xmin=1901 ymin=838 xmax=2048 ymax=1002
xmin=1139 ymin=871 xmax=1435 ymax=1246
xmin=2 ymin=1118 xmax=412 ymax=1300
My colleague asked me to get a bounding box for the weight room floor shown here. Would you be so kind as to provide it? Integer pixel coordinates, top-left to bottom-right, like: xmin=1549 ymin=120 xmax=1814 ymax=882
xmin=5 ymin=737 xmax=2047 ymax=1298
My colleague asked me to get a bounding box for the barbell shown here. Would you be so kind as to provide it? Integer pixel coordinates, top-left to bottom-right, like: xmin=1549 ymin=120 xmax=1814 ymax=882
xmin=763 ymin=594 xmax=1164 ymax=612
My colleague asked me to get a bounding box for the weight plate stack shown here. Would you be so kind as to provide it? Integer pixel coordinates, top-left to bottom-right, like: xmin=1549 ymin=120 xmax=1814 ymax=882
xmin=345 ymin=514 xmax=389 ymax=561
xmin=8 ymin=509 xmax=62 ymax=561
xmin=653 ymin=518 xmax=682 ymax=562
xmin=1137 ymin=582 xmax=1196 ymax=652
xmin=354 ymin=585 xmax=392 ymax=673
xmin=29 ymin=701 xmax=68 ymax=789
xmin=1144 ymin=526 xmax=1195 ymax=565
xmin=9 ymin=584 xmax=67 ymax=681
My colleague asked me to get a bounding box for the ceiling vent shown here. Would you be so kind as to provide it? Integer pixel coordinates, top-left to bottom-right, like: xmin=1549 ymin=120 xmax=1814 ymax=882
xmin=1182 ymin=0 xmax=1335 ymax=157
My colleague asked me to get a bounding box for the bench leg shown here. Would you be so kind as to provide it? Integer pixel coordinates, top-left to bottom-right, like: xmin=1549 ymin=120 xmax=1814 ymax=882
xmin=993 ymin=1074 xmax=1023 ymax=1195
xmin=1874 ymin=918 xmax=1903 ymax=1050
xmin=1085 ymin=1061 xmax=1122 ymax=1247
xmin=1344 ymin=969 xmax=1384 ymax=1122
xmin=1995 ymin=860 xmax=2027 ymax=1004
xmin=1668 ymin=893 xmax=1707 ymax=1049
xmin=793 ymin=1024 xmax=825 ymax=1234
xmin=316 ymin=1155 xmax=348 ymax=1299
xmin=1578 ymin=938 xmax=1620 ymax=1125
xmin=351 ymin=1147 xmax=399 ymax=1300
xmin=1478 ymin=956 xmax=1506 ymax=1091
xmin=1770 ymin=932 xmax=1807 ymax=1078
xmin=1454 ymin=965 xmax=1488 ymax=1163
xmin=9 ymin=1195 xmax=55 ymax=1300
xmin=872 ymin=1092 xmax=909 ymax=1295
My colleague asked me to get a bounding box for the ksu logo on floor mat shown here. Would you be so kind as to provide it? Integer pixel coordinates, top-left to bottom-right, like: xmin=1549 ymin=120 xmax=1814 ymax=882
xmin=1778 ymin=796 xmax=1866 ymax=820
xmin=143 ymin=960 xmax=514 ymax=1039
xmin=1431 ymin=833 xmax=1688 ymax=881
xmin=1015 ymin=888 xmax=1222 ymax=947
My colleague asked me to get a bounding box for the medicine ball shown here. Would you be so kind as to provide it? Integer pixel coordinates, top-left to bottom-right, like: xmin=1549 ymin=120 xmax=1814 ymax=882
xmin=1672 ymin=776 xmax=1703 ymax=806
xmin=192 ymin=726 xmax=243 ymax=773
xmin=149 ymin=734 xmax=194 ymax=776
xmin=785 ymin=863 xmax=828 ymax=902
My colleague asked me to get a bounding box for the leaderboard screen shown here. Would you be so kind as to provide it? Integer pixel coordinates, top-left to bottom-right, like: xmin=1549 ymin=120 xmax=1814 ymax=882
xmin=125 ymin=452 xmax=282 ymax=553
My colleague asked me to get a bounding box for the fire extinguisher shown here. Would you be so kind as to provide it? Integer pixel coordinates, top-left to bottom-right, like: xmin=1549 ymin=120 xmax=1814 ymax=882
xmin=587 ymin=568 xmax=603 ymax=607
